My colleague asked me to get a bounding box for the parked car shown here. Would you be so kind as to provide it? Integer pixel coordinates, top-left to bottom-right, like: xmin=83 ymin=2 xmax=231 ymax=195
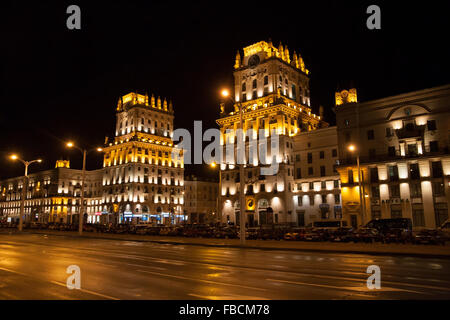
xmin=352 ymin=227 xmax=382 ymax=243
xmin=284 ymin=228 xmax=306 ymax=241
xmin=213 ymin=226 xmax=238 ymax=239
xmin=365 ymin=218 xmax=413 ymax=243
xmin=412 ymin=229 xmax=446 ymax=245
xmin=328 ymin=227 xmax=354 ymax=242
xmin=438 ymin=220 xmax=450 ymax=241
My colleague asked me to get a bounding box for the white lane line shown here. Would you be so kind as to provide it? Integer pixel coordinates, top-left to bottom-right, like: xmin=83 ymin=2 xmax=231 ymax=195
xmin=136 ymin=269 xmax=267 ymax=292
xmin=0 ymin=265 xmax=119 ymax=300
xmin=266 ymin=278 xmax=429 ymax=295
xmin=125 ymin=263 xmax=167 ymax=271
xmin=50 ymin=280 xmax=120 ymax=300
xmin=188 ymin=293 xmax=270 ymax=300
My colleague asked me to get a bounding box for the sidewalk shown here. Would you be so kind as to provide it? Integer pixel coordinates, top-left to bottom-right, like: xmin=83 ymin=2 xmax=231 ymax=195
xmin=14 ymin=229 xmax=450 ymax=259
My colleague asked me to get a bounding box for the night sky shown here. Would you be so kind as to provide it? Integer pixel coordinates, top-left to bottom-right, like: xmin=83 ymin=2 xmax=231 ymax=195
xmin=1 ymin=1 xmax=449 ymax=180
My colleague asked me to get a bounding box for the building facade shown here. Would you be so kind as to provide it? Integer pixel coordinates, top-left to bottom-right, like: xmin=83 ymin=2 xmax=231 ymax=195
xmin=292 ymin=126 xmax=341 ymax=226
xmin=184 ymin=175 xmax=219 ymax=224
xmin=217 ymin=40 xmax=328 ymax=226
xmin=102 ymin=92 xmax=185 ymax=224
xmin=335 ymin=85 xmax=450 ymax=229
xmin=0 ymin=160 xmax=103 ymax=224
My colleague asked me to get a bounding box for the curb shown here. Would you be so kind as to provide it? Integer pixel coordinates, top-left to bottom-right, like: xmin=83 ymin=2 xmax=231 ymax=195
xmin=16 ymin=230 xmax=450 ymax=260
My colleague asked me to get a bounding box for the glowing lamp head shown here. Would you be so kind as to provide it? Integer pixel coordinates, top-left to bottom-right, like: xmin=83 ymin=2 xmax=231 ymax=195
xmin=348 ymin=144 xmax=356 ymax=152
xmin=67 ymin=142 xmax=74 ymax=148
xmin=97 ymin=147 xmax=103 ymax=152
xmin=37 ymin=159 xmax=42 ymax=163
xmin=210 ymin=162 xmax=216 ymax=168
xmin=221 ymin=89 xmax=230 ymax=98
xmin=10 ymin=154 xmax=18 ymax=160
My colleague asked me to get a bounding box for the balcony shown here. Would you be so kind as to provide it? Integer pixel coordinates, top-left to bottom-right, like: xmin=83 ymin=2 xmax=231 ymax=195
xmin=395 ymin=123 xmax=425 ymax=140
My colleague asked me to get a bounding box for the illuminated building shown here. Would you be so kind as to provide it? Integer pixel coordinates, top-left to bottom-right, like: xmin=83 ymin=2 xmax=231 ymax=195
xmin=336 ymin=84 xmax=450 ymax=228
xmin=101 ymin=92 xmax=184 ymax=224
xmin=184 ymin=175 xmax=219 ymax=223
xmin=293 ymin=126 xmax=341 ymax=226
xmin=217 ymin=40 xmax=328 ymax=226
xmin=0 ymin=160 xmax=103 ymax=224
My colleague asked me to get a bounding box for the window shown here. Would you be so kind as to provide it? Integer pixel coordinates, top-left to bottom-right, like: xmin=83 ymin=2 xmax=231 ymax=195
xmin=371 ymin=186 xmax=380 ymax=198
xmin=389 ymin=184 xmax=400 ymax=198
xmin=321 ymin=194 xmax=327 ymax=204
xmin=409 ymin=163 xmax=420 ymax=180
xmin=367 ymin=130 xmax=375 ymax=140
xmin=388 ymin=165 xmax=399 ymax=181
xmin=309 ymin=182 xmax=314 ymax=190
xmin=252 ymin=79 xmax=257 ymax=89
xmin=433 ymin=181 xmax=445 ymax=197
xmin=410 ymin=183 xmax=422 ymax=198
xmin=296 ymin=168 xmax=301 ymax=179
xmin=309 ymin=195 xmax=314 ymax=205
xmin=291 ymin=84 xmax=296 ymax=100
xmin=260 ymin=184 xmax=265 ymax=192
xmin=386 ymin=127 xmax=393 ymax=137
xmin=263 ymin=75 xmax=268 ymax=85
xmin=370 ymin=167 xmax=379 ymax=183
xmin=242 ymin=82 xmax=246 ymax=92
xmin=431 ymin=161 xmax=443 ymax=178
xmin=297 ymin=195 xmax=303 ymax=206
xmin=408 ymin=144 xmax=418 ymax=156
xmin=391 ymin=207 xmax=402 ymax=219
xmin=334 ymin=194 xmax=340 ymax=204
xmin=427 ymin=120 xmax=436 ymax=131
xmin=412 ymin=209 xmax=425 ymax=227
xmin=252 ymin=91 xmax=257 ymax=100
xmin=388 ymin=146 xmax=396 ymax=157
xmin=321 ymin=181 xmax=326 ymax=189
xmin=308 ymin=167 xmax=313 ymax=175
xmin=334 ymin=180 xmax=339 ymax=188
xmin=348 ymin=170 xmax=354 ymax=184
xmin=295 ymin=154 xmax=300 ymax=162
xmin=307 ymin=153 xmax=312 ymax=164
xmin=332 ymin=149 xmax=337 ymax=157
xmin=430 ymin=141 xmax=439 ymax=152
xmin=435 ymin=203 xmax=448 ymax=227
xmin=371 ymin=208 xmax=381 ymax=219
xmin=320 ymin=151 xmax=324 ymax=159
xmin=320 ymin=166 xmax=326 ymax=177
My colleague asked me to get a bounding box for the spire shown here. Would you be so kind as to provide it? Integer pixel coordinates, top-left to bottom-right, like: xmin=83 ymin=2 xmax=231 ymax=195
xmin=293 ymin=51 xmax=299 ymax=68
xmin=151 ymin=94 xmax=156 ymax=108
xmin=169 ymin=100 xmax=174 ymax=112
xmin=278 ymin=42 xmax=284 ymax=59
xmin=284 ymin=45 xmax=290 ymax=63
xmin=157 ymin=96 xmax=162 ymax=109
xmin=145 ymin=93 xmax=149 ymax=106
xmin=163 ymin=98 xmax=168 ymax=111
xmin=234 ymin=50 xmax=241 ymax=69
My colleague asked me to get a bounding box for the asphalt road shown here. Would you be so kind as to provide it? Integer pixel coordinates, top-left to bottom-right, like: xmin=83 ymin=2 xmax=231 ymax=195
xmin=0 ymin=232 xmax=449 ymax=300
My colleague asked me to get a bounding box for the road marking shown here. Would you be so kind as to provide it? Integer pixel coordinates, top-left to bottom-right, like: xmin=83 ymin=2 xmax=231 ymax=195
xmin=0 ymin=265 xmax=119 ymax=300
xmin=50 ymin=280 xmax=120 ymax=300
xmin=266 ymin=278 xmax=428 ymax=295
xmin=188 ymin=293 xmax=269 ymax=300
xmin=137 ymin=269 xmax=267 ymax=292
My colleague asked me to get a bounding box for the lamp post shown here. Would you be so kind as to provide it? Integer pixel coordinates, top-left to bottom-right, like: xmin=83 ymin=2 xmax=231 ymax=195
xmin=9 ymin=155 xmax=42 ymax=231
xmin=347 ymin=144 xmax=365 ymax=226
xmin=66 ymin=142 xmax=103 ymax=235
xmin=210 ymin=162 xmax=222 ymax=224
xmin=221 ymin=89 xmax=246 ymax=245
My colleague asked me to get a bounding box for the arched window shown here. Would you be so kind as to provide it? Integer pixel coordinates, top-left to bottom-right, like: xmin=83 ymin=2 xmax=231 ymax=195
xmin=252 ymin=79 xmax=257 ymax=89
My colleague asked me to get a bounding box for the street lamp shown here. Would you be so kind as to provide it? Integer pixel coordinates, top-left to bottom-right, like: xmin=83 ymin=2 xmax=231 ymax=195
xmin=347 ymin=144 xmax=366 ymax=226
xmin=66 ymin=142 xmax=103 ymax=235
xmin=221 ymin=88 xmax=246 ymax=245
xmin=9 ymin=154 xmax=42 ymax=231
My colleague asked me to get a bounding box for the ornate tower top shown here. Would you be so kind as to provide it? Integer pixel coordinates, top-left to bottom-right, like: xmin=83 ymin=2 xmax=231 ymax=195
xmin=55 ymin=160 xmax=70 ymax=168
xmin=335 ymin=88 xmax=358 ymax=106
xmin=236 ymin=40 xmax=309 ymax=74
xmin=116 ymin=92 xmax=174 ymax=114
